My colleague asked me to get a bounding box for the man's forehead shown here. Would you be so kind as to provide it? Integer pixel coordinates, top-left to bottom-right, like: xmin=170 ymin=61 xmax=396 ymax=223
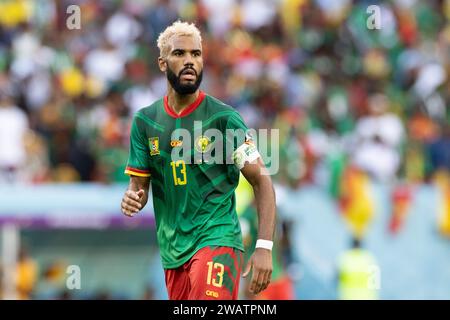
xmin=169 ymin=34 xmax=202 ymax=51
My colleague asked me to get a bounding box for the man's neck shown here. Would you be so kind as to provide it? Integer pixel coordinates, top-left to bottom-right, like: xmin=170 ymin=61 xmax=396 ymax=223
xmin=167 ymin=87 xmax=199 ymax=115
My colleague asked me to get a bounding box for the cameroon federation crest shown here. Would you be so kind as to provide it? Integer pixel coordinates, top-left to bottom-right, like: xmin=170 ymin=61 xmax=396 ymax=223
xmin=195 ymin=135 xmax=212 ymax=153
xmin=149 ymin=137 xmax=160 ymax=156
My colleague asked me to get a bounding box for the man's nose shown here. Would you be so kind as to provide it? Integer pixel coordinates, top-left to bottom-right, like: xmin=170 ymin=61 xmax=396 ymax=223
xmin=183 ymin=53 xmax=194 ymax=66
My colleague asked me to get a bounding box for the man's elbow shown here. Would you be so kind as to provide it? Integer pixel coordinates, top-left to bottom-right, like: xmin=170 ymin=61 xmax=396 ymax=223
xmin=249 ymin=170 xmax=273 ymax=191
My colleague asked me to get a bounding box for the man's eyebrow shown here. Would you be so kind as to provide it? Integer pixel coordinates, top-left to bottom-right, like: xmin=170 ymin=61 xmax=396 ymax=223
xmin=171 ymin=49 xmax=201 ymax=53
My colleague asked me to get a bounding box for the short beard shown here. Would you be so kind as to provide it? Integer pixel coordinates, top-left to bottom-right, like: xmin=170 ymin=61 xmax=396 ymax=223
xmin=167 ymin=66 xmax=203 ymax=95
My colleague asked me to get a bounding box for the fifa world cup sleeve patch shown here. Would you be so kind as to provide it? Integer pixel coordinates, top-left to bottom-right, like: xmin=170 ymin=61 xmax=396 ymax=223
xmin=233 ymin=140 xmax=261 ymax=170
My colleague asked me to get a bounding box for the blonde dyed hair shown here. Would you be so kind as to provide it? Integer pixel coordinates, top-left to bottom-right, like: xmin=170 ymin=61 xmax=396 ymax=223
xmin=157 ymin=21 xmax=202 ymax=58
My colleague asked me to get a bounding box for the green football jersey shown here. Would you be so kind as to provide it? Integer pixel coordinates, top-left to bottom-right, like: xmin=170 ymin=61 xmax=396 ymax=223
xmin=125 ymin=91 xmax=254 ymax=269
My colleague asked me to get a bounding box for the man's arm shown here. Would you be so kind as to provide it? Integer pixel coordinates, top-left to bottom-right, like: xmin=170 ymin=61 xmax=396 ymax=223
xmin=121 ymin=176 xmax=151 ymax=217
xmin=241 ymin=158 xmax=276 ymax=295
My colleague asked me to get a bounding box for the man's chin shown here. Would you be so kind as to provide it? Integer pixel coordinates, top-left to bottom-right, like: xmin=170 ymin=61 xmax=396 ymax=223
xmin=174 ymin=85 xmax=199 ymax=95
xmin=180 ymin=79 xmax=196 ymax=86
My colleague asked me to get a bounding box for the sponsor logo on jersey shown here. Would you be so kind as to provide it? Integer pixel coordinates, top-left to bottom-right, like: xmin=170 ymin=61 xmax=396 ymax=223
xmin=149 ymin=137 xmax=160 ymax=156
xmin=195 ymin=135 xmax=212 ymax=153
xmin=205 ymin=290 xmax=219 ymax=298
xmin=170 ymin=139 xmax=183 ymax=147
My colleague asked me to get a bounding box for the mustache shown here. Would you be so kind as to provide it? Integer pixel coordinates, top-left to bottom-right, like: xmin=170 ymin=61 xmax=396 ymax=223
xmin=179 ymin=67 xmax=197 ymax=77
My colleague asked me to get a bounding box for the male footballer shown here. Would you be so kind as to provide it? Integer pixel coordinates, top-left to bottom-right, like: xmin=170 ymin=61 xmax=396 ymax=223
xmin=121 ymin=21 xmax=276 ymax=300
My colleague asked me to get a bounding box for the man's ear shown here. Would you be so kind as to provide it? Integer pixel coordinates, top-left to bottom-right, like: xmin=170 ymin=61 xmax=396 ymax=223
xmin=158 ymin=57 xmax=167 ymax=72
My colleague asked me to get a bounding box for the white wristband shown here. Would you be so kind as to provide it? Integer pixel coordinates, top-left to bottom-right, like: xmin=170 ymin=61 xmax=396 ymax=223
xmin=255 ymin=239 xmax=273 ymax=251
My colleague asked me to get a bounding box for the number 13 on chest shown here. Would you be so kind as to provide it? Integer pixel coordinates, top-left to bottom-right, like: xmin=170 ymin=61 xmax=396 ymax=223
xmin=170 ymin=160 xmax=187 ymax=185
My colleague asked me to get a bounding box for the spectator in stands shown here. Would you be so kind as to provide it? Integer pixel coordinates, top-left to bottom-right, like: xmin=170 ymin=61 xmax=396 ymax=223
xmin=352 ymin=93 xmax=405 ymax=183
xmin=427 ymin=123 xmax=450 ymax=174
xmin=16 ymin=246 xmax=38 ymax=300
xmin=0 ymin=84 xmax=29 ymax=183
xmin=337 ymin=237 xmax=379 ymax=300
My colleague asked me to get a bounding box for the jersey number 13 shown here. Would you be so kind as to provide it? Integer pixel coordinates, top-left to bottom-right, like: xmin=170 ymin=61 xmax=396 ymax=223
xmin=170 ymin=160 xmax=187 ymax=186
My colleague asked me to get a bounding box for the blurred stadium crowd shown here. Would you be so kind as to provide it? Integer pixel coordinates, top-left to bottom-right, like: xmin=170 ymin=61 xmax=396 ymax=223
xmin=0 ymin=0 xmax=448 ymax=185
xmin=0 ymin=0 xmax=449 ymax=300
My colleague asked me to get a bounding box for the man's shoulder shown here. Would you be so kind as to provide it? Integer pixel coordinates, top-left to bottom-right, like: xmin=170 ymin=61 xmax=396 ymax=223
xmin=205 ymin=94 xmax=237 ymax=113
xmin=135 ymin=97 xmax=164 ymax=118
xmin=204 ymin=94 xmax=243 ymax=122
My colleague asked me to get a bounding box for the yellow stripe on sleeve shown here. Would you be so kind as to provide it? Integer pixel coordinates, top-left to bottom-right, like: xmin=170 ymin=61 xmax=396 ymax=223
xmin=124 ymin=169 xmax=151 ymax=177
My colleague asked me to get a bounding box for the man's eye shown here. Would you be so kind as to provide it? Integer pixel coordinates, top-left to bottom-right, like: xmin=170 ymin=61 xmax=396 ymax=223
xmin=193 ymin=52 xmax=201 ymax=57
xmin=174 ymin=51 xmax=182 ymax=56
